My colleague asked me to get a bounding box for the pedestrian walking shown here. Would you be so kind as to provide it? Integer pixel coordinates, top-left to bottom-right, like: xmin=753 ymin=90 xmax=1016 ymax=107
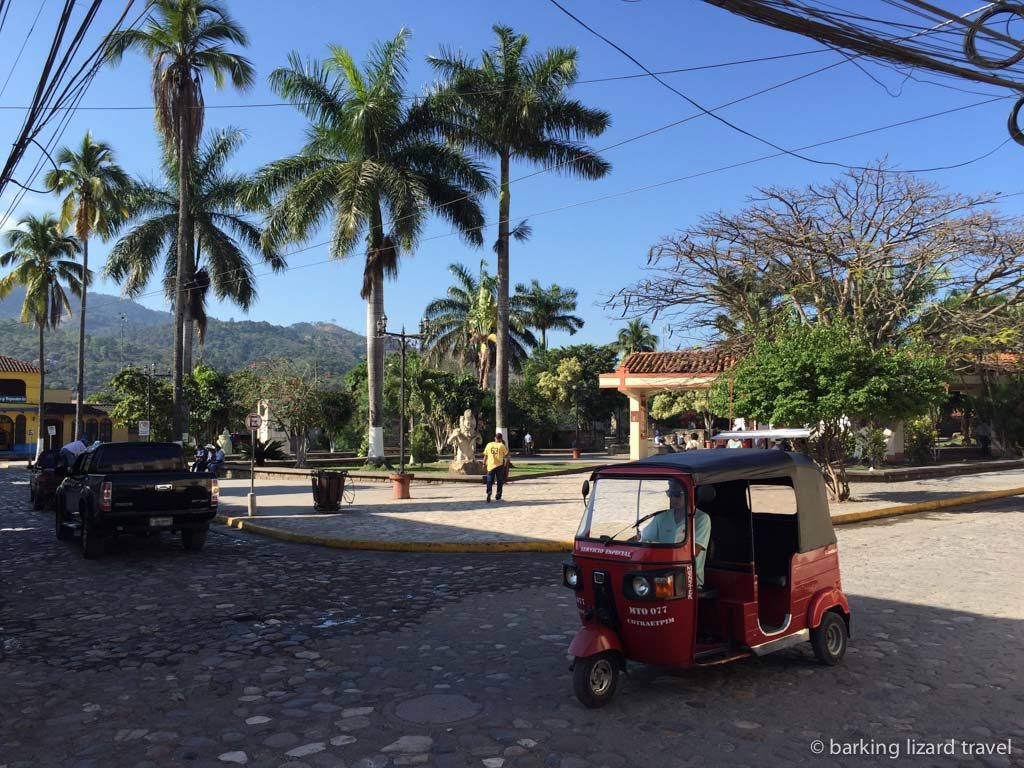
xmin=483 ymin=433 xmax=509 ymax=502
xmin=523 ymin=431 xmax=534 ymax=456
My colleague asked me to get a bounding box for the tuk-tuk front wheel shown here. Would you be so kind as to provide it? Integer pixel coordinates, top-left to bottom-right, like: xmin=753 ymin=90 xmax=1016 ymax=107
xmin=572 ymin=652 xmax=620 ymax=708
xmin=811 ymin=611 xmax=848 ymax=665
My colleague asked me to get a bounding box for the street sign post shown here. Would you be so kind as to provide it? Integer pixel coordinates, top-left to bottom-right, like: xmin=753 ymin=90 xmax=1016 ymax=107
xmin=47 ymin=424 xmax=55 ymax=449
xmin=138 ymin=420 xmax=150 ymax=438
xmin=245 ymin=413 xmax=262 ymax=515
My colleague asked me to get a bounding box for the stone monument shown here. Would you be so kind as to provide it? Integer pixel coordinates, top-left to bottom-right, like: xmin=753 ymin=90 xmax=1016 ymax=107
xmin=446 ymin=409 xmax=484 ymax=475
xmin=217 ymin=428 xmax=233 ymax=455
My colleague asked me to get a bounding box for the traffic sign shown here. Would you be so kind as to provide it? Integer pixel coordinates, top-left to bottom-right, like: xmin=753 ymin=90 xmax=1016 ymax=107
xmin=246 ymin=413 xmax=263 ymax=430
xmin=47 ymin=425 xmax=56 ymax=436
xmin=138 ymin=420 xmax=150 ymax=437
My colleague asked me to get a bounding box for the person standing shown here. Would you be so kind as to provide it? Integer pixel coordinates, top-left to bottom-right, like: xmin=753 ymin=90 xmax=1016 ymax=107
xmin=523 ymin=431 xmax=534 ymax=456
xmin=59 ymin=437 xmax=88 ymax=469
xmin=483 ymin=433 xmax=509 ymax=502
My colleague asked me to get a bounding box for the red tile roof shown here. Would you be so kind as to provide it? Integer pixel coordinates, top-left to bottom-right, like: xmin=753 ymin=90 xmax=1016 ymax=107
xmin=0 ymin=355 xmax=39 ymax=374
xmin=620 ymin=350 xmax=736 ymax=375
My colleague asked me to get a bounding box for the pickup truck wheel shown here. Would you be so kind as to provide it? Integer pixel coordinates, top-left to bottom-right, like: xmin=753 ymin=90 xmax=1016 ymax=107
xmin=55 ymin=501 xmax=72 ymax=541
xmin=81 ymin=517 xmax=105 ymax=559
xmin=182 ymin=526 xmax=208 ymax=552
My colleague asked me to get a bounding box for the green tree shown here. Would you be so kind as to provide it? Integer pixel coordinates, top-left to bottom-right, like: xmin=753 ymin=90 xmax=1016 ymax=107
xmin=429 ymin=24 xmax=611 ymax=442
xmin=514 ymin=279 xmax=583 ymax=349
xmin=251 ymin=30 xmax=489 ymax=459
xmin=44 ymin=132 xmax=129 ymax=440
xmin=710 ymin=322 xmax=949 ymax=501
xmin=0 ymin=214 xmax=84 ymax=448
xmin=616 ymin=319 xmax=658 ymax=357
xmin=526 ymin=344 xmax=620 ymax=445
xmin=107 ymin=367 xmax=173 ymax=441
xmin=106 ymin=0 xmax=255 ymax=439
xmin=186 ymin=363 xmax=232 ymax=445
xmin=422 ymin=261 xmax=536 ymax=388
xmin=649 ymin=389 xmax=722 ymax=436
xmin=106 ymin=128 xmax=284 ymax=372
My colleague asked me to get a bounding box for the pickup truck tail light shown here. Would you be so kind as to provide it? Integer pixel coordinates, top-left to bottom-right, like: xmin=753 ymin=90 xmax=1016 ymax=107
xmin=99 ymin=481 xmax=112 ymax=513
xmin=211 ymin=478 xmax=219 ymax=508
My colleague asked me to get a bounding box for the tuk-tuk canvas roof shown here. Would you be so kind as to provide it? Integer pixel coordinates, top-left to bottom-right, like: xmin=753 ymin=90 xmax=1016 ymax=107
xmin=635 ymin=449 xmax=836 ymax=552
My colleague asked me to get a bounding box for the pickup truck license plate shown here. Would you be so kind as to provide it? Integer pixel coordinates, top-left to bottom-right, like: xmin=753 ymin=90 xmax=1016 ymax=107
xmin=150 ymin=517 xmax=173 ymax=527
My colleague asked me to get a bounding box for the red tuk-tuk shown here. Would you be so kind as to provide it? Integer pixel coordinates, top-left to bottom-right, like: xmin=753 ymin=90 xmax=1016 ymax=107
xmin=564 ymin=449 xmax=850 ymax=707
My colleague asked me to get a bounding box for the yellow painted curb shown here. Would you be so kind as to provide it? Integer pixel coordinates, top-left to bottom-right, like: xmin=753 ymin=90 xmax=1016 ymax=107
xmin=831 ymin=486 xmax=1024 ymax=525
xmin=215 ymin=486 xmax=1024 ymax=553
xmin=215 ymin=514 xmax=572 ymax=553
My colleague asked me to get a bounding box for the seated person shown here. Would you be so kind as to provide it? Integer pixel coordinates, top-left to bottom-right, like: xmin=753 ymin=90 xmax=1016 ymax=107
xmin=206 ymin=445 xmax=225 ymax=475
xmin=192 ymin=447 xmax=208 ymax=473
xmin=639 ymin=480 xmax=688 ymax=544
xmin=638 ymin=482 xmax=714 ymax=588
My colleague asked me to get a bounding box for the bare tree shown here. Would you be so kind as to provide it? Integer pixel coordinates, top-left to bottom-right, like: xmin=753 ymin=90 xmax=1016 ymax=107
xmin=608 ymin=164 xmax=1024 ymax=356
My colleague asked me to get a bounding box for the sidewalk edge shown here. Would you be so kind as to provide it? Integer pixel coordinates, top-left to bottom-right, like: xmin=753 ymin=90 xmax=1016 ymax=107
xmin=215 ymin=486 xmax=1024 ymax=553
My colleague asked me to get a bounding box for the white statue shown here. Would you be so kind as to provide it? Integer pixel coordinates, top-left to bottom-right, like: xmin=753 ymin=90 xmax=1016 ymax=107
xmin=217 ymin=429 xmax=233 ymax=455
xmin=446 ymin=409 xmax=483 ymax=474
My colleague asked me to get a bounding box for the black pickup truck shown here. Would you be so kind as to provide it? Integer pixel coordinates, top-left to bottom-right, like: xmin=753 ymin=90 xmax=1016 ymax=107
xmin=54 ymin=441 xmax=218 ymax=558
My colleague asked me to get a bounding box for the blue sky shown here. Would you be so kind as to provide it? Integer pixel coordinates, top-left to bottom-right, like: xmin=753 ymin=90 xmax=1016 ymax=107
xmin=2 ymin=0 xmax=1021 ymax=350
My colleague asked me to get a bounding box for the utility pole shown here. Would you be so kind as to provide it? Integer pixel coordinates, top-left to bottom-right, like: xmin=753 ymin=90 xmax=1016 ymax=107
xmin=376 ymin=316 xmax=426 ymax=478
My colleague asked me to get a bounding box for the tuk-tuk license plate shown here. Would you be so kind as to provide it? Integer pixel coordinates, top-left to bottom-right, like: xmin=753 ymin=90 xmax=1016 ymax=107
xmin=150 ymin=517 xmax=173 ymax=527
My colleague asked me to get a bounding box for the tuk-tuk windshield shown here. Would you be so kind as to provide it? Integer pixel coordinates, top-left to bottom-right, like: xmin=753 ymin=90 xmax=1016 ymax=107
xmin=577 ymin=477 xmax=689 ymax=545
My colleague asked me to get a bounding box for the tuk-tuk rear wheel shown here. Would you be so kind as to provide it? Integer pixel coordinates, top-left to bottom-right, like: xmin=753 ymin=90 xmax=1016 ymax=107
xmin=811 ymin=611 xmax=848 ymax=665
xmin=572 ymin=652 xmax=620 ymax=708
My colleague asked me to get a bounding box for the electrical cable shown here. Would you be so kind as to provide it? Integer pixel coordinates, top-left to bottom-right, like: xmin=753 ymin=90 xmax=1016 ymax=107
xmin=0 ymin=0 xmax=48 ymax=99
xmin=125 ymin=93 xmax=1019 ymax=307
xmin=547 ymin=0 xmax=1009 ymax=173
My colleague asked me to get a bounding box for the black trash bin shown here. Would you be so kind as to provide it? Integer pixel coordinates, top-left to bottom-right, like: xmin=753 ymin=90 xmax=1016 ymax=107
xmin=312 ymin=470 xmax=347 ymax=512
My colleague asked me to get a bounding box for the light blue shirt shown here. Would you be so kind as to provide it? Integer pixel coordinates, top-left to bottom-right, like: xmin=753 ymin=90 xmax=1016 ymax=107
xmin=694 ymin=509 xmax=711 ymax=587
xmin=640 ymin=508 xmax=686 ymax=544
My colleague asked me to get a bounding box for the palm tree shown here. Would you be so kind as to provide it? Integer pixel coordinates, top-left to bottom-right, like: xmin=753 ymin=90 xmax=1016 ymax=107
xmin=616 ymin=319 xmax=659 ymax=356
xmin=105 ymin=128 xmax=284 ymax=370
xmin=514 ymin=279 xmax=584 ymax=349
xmin=429 ymin=25 xmax=611 ymax=441
xmin=250 ymin=30 xmax=489 ymax=459
xmin=44 ymin=131 xmax=129 ymax=440
xmin=422 ymin=262 xmax=536 ymax=388
xmin=105 ymin=0 xmax=254 ymax=440
xmin=0 ymin=214 xmax=84 ymax=451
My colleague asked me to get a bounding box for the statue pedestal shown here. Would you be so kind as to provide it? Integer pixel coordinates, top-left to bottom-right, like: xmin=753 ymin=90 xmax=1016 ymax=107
xmin=449 ymin=459 xmax=485 ymax=475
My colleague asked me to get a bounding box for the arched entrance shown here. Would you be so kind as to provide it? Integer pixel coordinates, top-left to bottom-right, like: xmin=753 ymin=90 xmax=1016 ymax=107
xmin=0 ymin=415 xmax=13 ymax=452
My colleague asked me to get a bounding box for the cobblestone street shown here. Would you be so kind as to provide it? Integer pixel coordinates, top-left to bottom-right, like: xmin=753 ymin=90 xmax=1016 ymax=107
xmin=1 ymin=466 xmax=1022 ymax=768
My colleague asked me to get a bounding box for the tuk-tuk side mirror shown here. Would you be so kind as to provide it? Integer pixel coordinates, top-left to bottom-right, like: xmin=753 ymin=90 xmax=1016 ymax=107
xmin=581 ymin=480 xmax=590 ymax=500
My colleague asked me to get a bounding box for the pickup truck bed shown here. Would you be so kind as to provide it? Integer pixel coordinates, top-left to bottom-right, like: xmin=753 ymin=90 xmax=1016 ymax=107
xmin=55 ymin=441 xmax=218 ymax=558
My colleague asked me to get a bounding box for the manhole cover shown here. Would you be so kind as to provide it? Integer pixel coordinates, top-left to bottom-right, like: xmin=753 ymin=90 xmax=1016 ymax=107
xmin=394 ymin=694 xmax=481 ymax=724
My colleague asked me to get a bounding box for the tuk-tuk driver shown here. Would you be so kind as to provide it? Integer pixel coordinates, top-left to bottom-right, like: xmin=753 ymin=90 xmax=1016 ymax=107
xmin=640 ymin=483 xmax=713 ymax=586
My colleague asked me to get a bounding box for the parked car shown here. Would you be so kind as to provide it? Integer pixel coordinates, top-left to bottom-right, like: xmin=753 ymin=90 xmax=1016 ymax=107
xmin=28 ymin=449 xmax=62 ymax=511
xmin=54 ymin=441 xmax=218 ymax=559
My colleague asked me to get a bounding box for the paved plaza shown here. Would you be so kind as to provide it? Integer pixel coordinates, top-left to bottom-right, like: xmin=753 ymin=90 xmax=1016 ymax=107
xmin=216 ymin=467 xmax=1024 ymax=547
xmin=1 ymin=466 xmax=1023 ymax=767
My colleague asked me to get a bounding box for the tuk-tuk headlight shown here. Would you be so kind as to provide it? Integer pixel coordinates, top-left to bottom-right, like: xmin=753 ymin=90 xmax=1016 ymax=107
xmin=563 ymin=564 xmax=581 ymax=590
xmin=632 ymin=576 xmax=651 ymax=598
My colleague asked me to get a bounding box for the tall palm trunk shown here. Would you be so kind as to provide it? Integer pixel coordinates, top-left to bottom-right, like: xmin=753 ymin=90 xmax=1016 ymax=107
xmin=37 ymin=322 xmax=45 ymax=455
xmin=494 ymin=151 xmax=511 ymax=442
xmin=366 ymin=265 xmax=385 ymax=458
xmin=74 ymin=238 xmax=88 ymax=439
xmin=183 ymin=317 xmax=193 ymax=374
xmin=171 ymin=123 xmax=190 ymax=442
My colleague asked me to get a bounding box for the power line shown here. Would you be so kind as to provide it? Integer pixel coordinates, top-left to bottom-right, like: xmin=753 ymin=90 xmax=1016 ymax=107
xmin=127 ymin=93 xmax=1018 ymax=307
xmin=0 ymin=0 xmax=48 ymax=99
xmin=0 ymin=47 xmax=844 ymax=111
xmin=546 ymin=0 xmax=1009 ymax=173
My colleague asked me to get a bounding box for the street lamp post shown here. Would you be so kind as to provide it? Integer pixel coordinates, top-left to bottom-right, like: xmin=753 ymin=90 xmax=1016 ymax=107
xmin=375 ymin=314 xmax=426 ymax=476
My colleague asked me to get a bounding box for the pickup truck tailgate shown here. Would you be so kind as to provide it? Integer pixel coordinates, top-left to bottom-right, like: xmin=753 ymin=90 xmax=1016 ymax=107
xmin=111 ymin=472 xmax=212 ymax=513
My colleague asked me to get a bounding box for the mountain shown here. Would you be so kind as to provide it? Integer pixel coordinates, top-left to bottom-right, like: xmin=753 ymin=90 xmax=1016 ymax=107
xmin=0 ymin=287 xmax=365 ymax=394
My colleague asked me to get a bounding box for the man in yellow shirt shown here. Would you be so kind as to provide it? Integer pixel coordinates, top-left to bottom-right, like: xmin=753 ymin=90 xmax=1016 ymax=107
xmin=483 ymin=433 xmax=509 ymax=502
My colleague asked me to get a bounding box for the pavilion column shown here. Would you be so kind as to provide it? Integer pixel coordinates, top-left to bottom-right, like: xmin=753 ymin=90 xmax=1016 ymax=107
xmin=628 ymin=393 xmax=650 ymax=461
